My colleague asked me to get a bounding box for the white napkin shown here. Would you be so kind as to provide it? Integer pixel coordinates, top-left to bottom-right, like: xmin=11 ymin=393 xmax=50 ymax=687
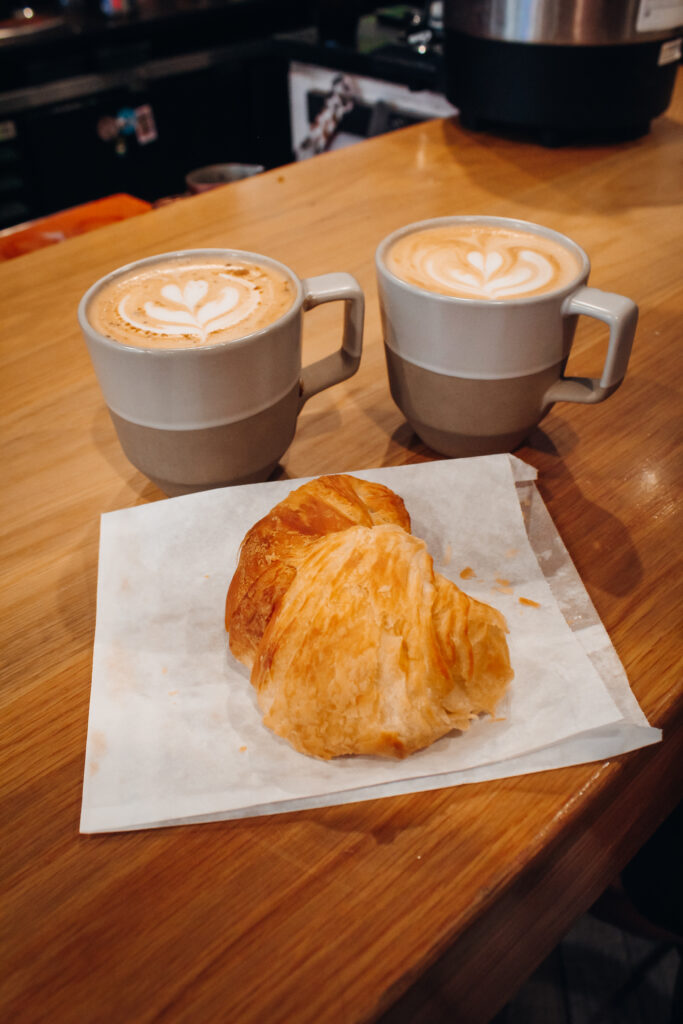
xmin=80 ymin=454 xmax=659 ymax=832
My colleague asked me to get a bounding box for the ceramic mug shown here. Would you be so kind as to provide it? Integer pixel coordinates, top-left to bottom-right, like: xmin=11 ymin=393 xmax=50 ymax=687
xmin=185 ymin=164 xmax=265 ymax=193
xmin=376 ymin=216 xmax=638 ymax=456
xmin=78 ymin=248 xmax=364 ymax=495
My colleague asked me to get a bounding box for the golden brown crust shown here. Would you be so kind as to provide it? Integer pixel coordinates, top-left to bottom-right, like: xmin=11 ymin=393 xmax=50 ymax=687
xmin=251 ymin=525 xmax=512 ymax=759
xmin=226 ymin=475 xmax=513 ymax=759
xmin=225 ymin=475 xmax=410 ymax=668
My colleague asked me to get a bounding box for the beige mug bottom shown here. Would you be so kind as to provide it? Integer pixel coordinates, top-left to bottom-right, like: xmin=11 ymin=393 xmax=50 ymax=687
xmin=385 ymin=347 xmax=562 ymax=457
xmin=109 ymin=382 xmax=300 ymax=496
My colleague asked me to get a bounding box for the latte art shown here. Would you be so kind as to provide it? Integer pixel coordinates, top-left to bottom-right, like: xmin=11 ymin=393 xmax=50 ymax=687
xmin=89 ymin=257 xmax=296 ymax=349
xmin=387 ymin=225 xmax=581 ymax=300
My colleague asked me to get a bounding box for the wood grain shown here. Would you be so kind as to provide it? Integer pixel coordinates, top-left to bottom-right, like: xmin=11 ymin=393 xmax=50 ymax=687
xmin=2 ymin=71 xmax=682 ymax=1024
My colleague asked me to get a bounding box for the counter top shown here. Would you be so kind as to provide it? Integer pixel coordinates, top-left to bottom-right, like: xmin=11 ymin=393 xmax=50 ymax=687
xmin=0 ymin=0 xmax=310 ymax=50
xmin=2 ymin=70 xmax=682 ymax=1024
xmin=0 ymin=0 xmax=311 ymax=93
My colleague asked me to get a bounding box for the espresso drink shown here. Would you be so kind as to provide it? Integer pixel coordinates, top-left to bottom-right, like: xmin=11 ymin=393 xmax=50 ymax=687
xmin=387 ymin=224 xmax=581 ymax=301
xmin=88 ymin=256 xmax=296 ymax=349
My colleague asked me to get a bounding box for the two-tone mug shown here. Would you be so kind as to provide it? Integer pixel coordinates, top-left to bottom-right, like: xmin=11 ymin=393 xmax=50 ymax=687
xmin=79 ymin=249 xmax=364 ymax=495
xmin=376 ymin=216 xmax=638 ymax=456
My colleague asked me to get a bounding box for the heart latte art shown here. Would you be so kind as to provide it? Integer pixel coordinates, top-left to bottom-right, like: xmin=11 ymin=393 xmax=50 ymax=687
xmin=387 ymin=225 xmax=581 ymax=300
xmin=88 ymin=257 xmax=296 ymax=349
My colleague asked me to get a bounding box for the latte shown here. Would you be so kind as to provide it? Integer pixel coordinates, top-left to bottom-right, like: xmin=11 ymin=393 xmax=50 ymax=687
xmin=88 ymin=256 xmax=296 ymax=349
xmin=387 ymin=224 xmax=581 ymax=301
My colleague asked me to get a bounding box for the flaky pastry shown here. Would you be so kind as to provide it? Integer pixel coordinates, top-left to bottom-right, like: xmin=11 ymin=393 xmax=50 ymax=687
xmin=225 ymin=475 xmax=513 ymax=759
xmin=225 ymin=474 xmax=410 ymax=667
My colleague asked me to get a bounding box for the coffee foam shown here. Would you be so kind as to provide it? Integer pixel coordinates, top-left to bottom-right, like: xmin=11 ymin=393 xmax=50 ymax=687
xmin=387 ymin=224 xmax=581 ymax=300
xmin=88 ymin=257 xmax=296 ymax=349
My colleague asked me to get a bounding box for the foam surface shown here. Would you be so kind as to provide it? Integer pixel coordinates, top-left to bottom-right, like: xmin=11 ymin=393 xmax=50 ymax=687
xmin=388 ymin=225 xmax=581 ymax=300
xmin=89 ymin=257 xmax=296 ymax=348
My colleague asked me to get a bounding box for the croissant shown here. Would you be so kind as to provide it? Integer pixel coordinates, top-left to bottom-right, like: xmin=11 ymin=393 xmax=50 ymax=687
xmin=226 ymin=475 xmax=513 ymax=759
xmin=225 ymin=474 xmax=410 ymax=668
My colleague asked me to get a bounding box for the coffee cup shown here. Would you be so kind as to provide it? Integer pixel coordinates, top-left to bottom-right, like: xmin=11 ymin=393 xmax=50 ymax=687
xmin=78 ymin=249 xmax=364 ymax=495
xmin=185 ymin=163 xmax=265 ymax=194
xmin=376 ymin=216 xmax=638 ymax=456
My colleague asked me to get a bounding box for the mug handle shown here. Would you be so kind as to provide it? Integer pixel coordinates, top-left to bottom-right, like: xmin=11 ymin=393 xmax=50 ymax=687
xmin=299 ymin=273 xmax=364 ymax=408
xmin=544 ymin=286 xmax=638 ymax=405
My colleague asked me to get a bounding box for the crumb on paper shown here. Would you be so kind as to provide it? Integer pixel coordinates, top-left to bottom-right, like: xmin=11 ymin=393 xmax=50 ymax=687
xmin=161 ymin=666 xmax=168 ymax=675
xmin=506 ymin=548 xmax=518 ymax=558
xmin=443 ymin=542 xmax=453 ymax=565
xmin=494 ymin=577 xmax=513 ymax=595
xmin=168 ymin=689 xmax=178 ymax=696
xmin=87 ymin=730 xmax=108 ymax=777
xmin=519 ymin=597 xmax=541 ymax=609
xmin=459 ymin=566 xmax=475 ymax=580
xmin=204 ymin=574 xmax=211 ymax=579
xmin=239 ymin=745 xmax=247 ymax=753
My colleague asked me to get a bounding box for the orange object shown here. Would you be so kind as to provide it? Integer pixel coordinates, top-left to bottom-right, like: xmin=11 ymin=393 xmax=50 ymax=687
xmin=0 ymin=193 xmax=151 ymax=260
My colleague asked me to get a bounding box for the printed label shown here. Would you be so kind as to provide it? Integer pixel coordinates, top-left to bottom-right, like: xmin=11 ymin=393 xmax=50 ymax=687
xmin=658 ymin=36 xmax=682 ymax=62
xmin=135 ymin=104 xmax=158 ymax=145
xmin=637 ymin=0 xmax=683 ymax=33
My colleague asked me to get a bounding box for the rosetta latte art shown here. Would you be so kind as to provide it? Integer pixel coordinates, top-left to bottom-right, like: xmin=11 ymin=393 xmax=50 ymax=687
xmin=89 ymin=258 xmax=295 ymax=349
xmin=387 ymin=225 xmax=581 ymax=301
xmin=120 ymin=275 xmax=259 ymax=343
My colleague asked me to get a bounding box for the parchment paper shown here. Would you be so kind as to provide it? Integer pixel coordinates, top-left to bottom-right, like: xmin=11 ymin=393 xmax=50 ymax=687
xmin=80 ymin=455 xmax=660 ymax=832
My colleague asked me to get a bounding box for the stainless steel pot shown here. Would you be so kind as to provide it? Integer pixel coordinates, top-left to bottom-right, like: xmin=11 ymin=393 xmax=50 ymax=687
xmin=446 ymin=0 xmax=683 ymax=45
xmin=443 ymin=0 xmax=682 ymax=143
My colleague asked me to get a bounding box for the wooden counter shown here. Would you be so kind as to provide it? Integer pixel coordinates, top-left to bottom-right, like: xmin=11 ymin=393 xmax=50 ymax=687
xmin=2 ymin=72 xmax=682 ymax=1024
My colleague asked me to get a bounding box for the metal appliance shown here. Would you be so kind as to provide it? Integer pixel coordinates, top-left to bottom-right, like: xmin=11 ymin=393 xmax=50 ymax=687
xmin=444 ymin=0 xmax=683 ymax=143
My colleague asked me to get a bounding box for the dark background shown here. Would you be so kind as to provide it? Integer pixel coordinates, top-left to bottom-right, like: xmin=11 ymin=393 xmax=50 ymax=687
xmin=0 ymin=1 xmax=428 ymax=229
